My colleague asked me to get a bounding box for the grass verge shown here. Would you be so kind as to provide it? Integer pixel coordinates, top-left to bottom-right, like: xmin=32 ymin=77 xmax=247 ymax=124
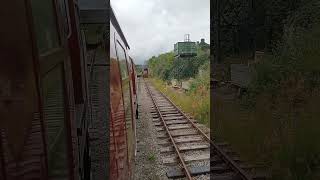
xmin=150 ymin=78 xmax=210 ymax=127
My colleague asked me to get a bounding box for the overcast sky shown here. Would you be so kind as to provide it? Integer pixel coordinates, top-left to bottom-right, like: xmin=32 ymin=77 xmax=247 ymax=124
xmin=111 ymin=0 xmax=210 ymax=65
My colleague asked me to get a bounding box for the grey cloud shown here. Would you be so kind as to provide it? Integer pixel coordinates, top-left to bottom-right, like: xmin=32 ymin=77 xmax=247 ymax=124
xmin=111 ymin=0 xmax=210 ymax=64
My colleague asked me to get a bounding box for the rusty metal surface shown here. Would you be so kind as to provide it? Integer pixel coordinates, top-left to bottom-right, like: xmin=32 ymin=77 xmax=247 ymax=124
xmin=110 ymin=57 xmax=129 ymax=180
xmin=109 ymin=16 xmax=136 ymax=179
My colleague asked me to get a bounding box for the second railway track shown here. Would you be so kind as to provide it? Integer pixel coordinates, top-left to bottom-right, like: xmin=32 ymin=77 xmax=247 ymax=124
xmin=144 ymin=79 xmax=266 ymax=180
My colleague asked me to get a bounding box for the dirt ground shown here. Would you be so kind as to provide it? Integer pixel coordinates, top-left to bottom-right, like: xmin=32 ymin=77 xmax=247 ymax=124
xmin=134 ymin=78 xmax=168 ymax=180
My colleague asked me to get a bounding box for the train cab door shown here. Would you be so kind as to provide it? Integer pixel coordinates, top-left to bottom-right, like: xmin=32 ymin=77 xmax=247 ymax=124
xmin=0 ymin=1 xmax=48 ymax=179
xmin=29 ymin=0 xmax=76 ymax=179
xmin=0 ymin=0 xmax=76 ymax=179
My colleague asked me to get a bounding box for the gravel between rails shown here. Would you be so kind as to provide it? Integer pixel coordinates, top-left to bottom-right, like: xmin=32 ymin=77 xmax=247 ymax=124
xmin=138 ymin=79 xmax=211 ymax=180
xmin=135 ymin=78 xmax=168 ymax=180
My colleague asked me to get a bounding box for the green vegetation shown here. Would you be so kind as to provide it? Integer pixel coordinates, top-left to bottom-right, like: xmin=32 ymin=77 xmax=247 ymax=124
xmin=147 ymin=44 xmax=210 ymax=126
xmin=147 ymin=45 xmax=209 ymax=81
xmin=148 ymin=153 xmax=156 ymax=162
xmin=214 ymin=1 xmax=320 ymax=179
xmin=151 ymin=78 xmax=210 ymax=126
xmin=135 ymin=65 xmax=143 ymax=75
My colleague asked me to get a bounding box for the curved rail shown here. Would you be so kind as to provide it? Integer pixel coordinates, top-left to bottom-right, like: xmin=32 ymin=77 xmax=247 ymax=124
xmin=145 ymin=79 xmax=252 ymax=180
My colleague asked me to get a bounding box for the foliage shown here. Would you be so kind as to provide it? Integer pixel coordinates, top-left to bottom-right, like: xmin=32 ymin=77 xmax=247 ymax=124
xmin=215 ymin=1 xmax=320 ymax=179
xmin=147 ymin=52 xmax=174 ymax=81
xmin=148 ymin=153 xmax=156 ymax=162
xmin=135 ymin=65 xmax=143 ymax=75
xmin=147 ymin=46 xmax=210 ymax=81
xmin=151 ymin=78 xmax=210 ymax=126
xmin=247 ymin=0 xmax=320 ymax=104
xmin=188 ymin=61 xmax=210 ymax=94
xmin=213 ymin=0 xmax=309 ymax=59
xmin=214 ymin=88 xmax=320 ymax=180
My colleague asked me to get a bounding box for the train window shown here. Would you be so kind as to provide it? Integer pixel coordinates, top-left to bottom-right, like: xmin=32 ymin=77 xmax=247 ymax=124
xmin=117 ymin=49 xmax=128 ymax=80
xmin=116 ymin=41 xmax=135 ymax=166
xmin=30 ymin=0 xmax=60 ymax=54
xmin=41 ymin=64 xmax=69 ymax=179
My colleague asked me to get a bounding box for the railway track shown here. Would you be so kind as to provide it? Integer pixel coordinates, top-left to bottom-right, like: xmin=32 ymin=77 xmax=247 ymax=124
xmin=144 ymin=79 xmax=266 ymax=180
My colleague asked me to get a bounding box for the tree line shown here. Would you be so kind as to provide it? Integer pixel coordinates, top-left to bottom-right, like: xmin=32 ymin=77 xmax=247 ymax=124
xmin=213 ymin=0 xmax=319 ymax=61
xmin=147 ymin=44 xmax=210 ymax=82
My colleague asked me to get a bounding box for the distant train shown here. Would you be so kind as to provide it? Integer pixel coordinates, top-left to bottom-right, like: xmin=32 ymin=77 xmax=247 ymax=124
xmin=1 ymin=1 xmax=137 ymax=180
xmin=143 ymin=68 xmax=149 ymax=78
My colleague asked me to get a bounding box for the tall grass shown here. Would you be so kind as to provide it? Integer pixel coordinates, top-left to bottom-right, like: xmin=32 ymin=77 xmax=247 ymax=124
xmin=214 ymin=85 xmax=320 ymax=180
xmin=150 ymin=78 xmax=210 ymax=127
xmin=214 ymin=2 xmax=320 ymax=178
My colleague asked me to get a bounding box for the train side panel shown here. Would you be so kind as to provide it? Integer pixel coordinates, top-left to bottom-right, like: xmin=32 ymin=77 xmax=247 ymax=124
xmin=0 ymin=0 xmax=81 ymax=179
xmin=0 ymin=1 xmax=47 ymax=179
xmin=110 ymin=9 xmax=137 ymax=179
xmin=110 ymin=21 xmax=129 ymax=180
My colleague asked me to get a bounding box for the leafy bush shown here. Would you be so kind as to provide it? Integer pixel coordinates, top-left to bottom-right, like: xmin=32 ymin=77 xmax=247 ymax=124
xmin=247 ymin=0 xmax=320 ymax=105
xmin=226 ymin=1 xmax=320 ymax=179
xmin=147 ymin=46 xmax=210 ymax=81
xmin=151 ymin=78 xmax=210 ymax=126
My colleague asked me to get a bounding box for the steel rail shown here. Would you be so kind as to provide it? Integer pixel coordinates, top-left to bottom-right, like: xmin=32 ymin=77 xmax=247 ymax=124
xmin=144 ymin=80 xmax=193 ymax=180
xmin=150 ymin=82 xmax=252 ymax=180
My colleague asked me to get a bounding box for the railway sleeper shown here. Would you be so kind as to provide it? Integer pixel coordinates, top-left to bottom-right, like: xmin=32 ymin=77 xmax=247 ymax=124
xmin=158 ymin=135 xmax=204 ymax=145
xmin=163 ymin=116 xmax=185 ymax=120
xmin=153 ymin=116 xmax=190 ymax=122
xmin=162 ymin=153 xmax=210 ymax=165
xmin=156 ymin=124 xmax=192 ymax=131
xmin=160 ymin=143 xmax=209 ymax=153
xmin=154 ymin=120 xmax=197 ymax=126
xmin=152 ymin=115 xmax=159 ymax=118
xmin=157 ymin=129 xmax=198 ymax=138
xmin=160 ymin=111 xmax=180 ymax=115
xmin=161 ymin=112 xmax=182 ymax=116
xmin=159 ymin=108 xmax=177 ymax=111
xmin=166 ymin=164 xmax=210 ymax=178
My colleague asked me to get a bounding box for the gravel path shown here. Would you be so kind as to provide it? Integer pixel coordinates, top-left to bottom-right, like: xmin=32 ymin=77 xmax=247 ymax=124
xmin=134 ymin=78 xmax=168 ymax=180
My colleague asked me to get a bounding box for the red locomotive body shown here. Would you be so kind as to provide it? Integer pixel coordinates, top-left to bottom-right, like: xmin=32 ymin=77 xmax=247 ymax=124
xmin=1 ymin=0 xmax=86 ymax=179
xmin=110 ymin=7 xmax=137 ymax=180
xmin=1 ymin=1 xmax=137 ymax=180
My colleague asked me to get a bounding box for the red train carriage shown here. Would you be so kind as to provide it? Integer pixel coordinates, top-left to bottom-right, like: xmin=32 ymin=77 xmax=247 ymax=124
xmin=1 ymin=1 xmax=137 ymax=180
xmin=0 ymin=0 xmax=101 ymax=179
xmin=110 ymin=6 xmax=138 ymax=180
